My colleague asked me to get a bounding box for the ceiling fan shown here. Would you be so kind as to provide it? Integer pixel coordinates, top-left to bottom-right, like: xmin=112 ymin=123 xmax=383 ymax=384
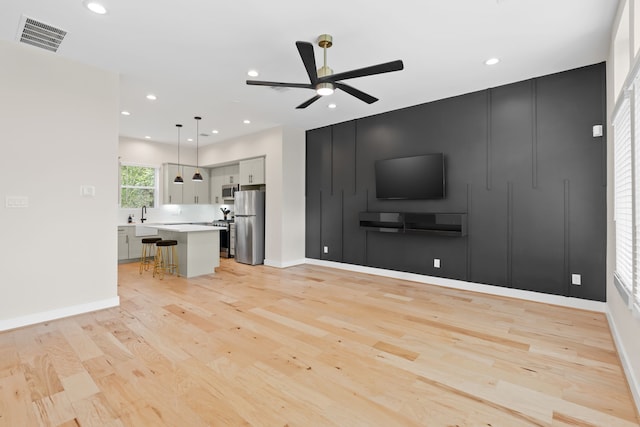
xmin=246 ymin=34 xmax=404 ymax=109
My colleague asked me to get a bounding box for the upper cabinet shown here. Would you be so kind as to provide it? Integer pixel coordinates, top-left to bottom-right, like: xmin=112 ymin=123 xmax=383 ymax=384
xmin=162 ymin=163 xmax=210 ymax=205
xmin=210 ymin=164 xmax=240 ymax=204
xmin=182 ymin=166 xmax=210 ymax=204
xmin=240 ymin=157 xmax=265 ymax=186
xmin=163 ymin=163 xmax=183 ymax=204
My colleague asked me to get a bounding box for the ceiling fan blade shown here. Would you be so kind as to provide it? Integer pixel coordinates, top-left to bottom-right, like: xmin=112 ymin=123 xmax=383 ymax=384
xmin=296 ymin=95 xmax=322 ymax=109
xmin=334 ymin=82 xmax=378 ymax=104
xmin=296 ymin=41 xmax=318 ymax=83
xmin=322 ymin=60 xmax=404 ymax=82
xmin=246 ymin=80 xmax=313 ymax=89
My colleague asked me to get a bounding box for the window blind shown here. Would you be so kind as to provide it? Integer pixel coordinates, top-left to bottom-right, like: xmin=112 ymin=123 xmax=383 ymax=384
xmin=614 ymin=95 xmax=634 ymax=296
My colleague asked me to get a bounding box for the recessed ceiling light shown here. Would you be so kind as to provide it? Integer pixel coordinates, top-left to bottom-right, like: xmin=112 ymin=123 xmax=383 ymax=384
xmin=212 ymin=130 xmax=219 ymax=134
xmin=187 ymin=138 xmax=193 ymax=142
xmin=328 ymin=103 xmax=337 ymax=109
xmin=243 ymin=120 xmax=251 ymax=124
xmin=144 ymin=136 xmax=151 ymax=139
xmin=247 ymin=70 xmax=259 ymax=77
xmin=121 ymin=111 xmax=130 ymax=116
xmin=84 ymin=1 xmax=107 ymax=14
xmin=146 ymin=94 xmax=157 ymax=100
xmin=485 ymin=58 xmax=500 ymax=66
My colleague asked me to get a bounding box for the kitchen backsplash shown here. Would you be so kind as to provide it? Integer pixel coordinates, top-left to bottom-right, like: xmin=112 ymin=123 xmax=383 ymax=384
xmin=120 ymin=203 xmax=234 ymax=224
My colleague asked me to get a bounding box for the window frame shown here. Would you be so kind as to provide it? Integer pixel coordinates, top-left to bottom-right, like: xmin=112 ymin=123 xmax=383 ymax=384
xmin=119 ymin=162 xmax=159 ymax=209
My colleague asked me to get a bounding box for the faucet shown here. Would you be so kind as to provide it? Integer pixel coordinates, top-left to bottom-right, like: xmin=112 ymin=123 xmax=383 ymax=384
xmin=141 ymin=206 xmax=147 ymax=223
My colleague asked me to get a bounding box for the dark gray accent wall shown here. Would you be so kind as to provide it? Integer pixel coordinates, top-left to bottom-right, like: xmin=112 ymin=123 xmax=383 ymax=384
xmin=305 ymin=63 xmax=606 ymax=301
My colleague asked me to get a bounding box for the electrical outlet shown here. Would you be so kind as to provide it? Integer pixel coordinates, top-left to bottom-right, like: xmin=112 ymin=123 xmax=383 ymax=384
xmin=434 ymin=258 xmax=441 ymax=268
xmin=571 ymin=274 xmax=581 ymax=285
xmin=323 ymin=246 xmax=329 ymax=254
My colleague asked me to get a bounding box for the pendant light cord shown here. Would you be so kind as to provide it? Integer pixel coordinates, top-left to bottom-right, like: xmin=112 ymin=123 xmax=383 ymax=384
xmin=195 ymin=116 xmax=201 ymax=170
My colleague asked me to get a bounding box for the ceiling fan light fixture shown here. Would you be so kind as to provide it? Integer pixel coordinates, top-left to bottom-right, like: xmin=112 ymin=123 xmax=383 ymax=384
xmin=316 ymin=82 xmax=334 ymax=96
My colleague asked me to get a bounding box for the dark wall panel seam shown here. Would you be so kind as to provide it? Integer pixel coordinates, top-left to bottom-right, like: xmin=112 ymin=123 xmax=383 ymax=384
xmin=600 ymin=66 xmax=607 ymax=188
xmin=330 ymin=127 xmax=334 ymax=196
xmin=341 ymin=190 xmax=345 ymax=262
xmin=532 ymin=80 xmax=538 ymax=189
xmin=487 ymin=89 xmax=492 ymax=191
xmin=319 ymin=190 xmax=323 ymax=257
xmin=507 ymin=182 xmax=513 ymax=286
xmin=466 ymin=183 xmax=471 ymax=281
xmin=354 ymin=120 xmax=358 ymax=195
xmin=564 ymin=179 xmax=571 ymax=296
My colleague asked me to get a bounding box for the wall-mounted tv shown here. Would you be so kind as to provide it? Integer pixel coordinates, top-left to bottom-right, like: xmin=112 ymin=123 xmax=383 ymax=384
xmin=375 ymin=153 xmax=445 ymax=200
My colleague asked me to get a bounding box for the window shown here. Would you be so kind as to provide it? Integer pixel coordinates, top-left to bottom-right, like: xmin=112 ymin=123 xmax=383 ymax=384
xmin=614 ymin=95 xmax=633 ymax=299
xmin=120 ymin=164 xmax=158 ymax=208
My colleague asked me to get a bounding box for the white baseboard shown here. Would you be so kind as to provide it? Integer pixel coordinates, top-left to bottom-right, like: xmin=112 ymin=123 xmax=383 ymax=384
xmin=303 ymin=258 xmax=606 ymax=312
xmin=606 ymin=308 xmax=640 ymax=414
xmin=0 ymin=297 xmax=120 ymax=332
xmin=264 ymin=258 xmax=306 ymax=268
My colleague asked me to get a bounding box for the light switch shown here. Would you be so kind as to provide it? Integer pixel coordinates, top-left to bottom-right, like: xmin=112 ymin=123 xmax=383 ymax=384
xmin=434 ymin=258 xmax=441 ymax=268
xmin=592 ymin=125 xmax=603 ymax=138
xmin=323 ymin=246 xmax=329 ymax=254
xmin=81 ymin=185 xmax=95 ymax=197
xmin=6 ymin=196 xmax=28 ymax=208
xmin=571 ymin=274 xmax=581 ymax=286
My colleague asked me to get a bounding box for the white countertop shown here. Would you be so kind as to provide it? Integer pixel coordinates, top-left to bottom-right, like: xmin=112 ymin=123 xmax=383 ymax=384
xmin=149 ymin=224 xmax=226 ymax=232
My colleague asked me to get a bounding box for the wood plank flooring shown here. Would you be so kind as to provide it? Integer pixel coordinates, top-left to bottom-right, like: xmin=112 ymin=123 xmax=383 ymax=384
xmin=0 ymin=259 xmax=638 ymax=426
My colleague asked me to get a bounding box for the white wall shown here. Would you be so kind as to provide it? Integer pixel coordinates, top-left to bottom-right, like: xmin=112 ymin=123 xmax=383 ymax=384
xmin=119 ymin=136 xmax=196 ymax=167
xmin=198 ymin=126 xmax=306 ymax=267
xmin=606 ymin=0 xmax=640 ymax=411
xmin=0 ymin=40 xmax=119 ymax=330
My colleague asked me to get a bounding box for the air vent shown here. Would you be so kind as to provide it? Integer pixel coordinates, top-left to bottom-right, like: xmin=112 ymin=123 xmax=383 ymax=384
xmin=199 ymin=133 xmax=209 ymax=137
xmin=16 ymin=15 xmax=67 ymax=53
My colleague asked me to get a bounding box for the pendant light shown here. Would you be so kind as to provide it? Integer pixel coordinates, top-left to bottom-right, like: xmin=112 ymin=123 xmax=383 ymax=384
xmin=173 ymin=124 xmax=184 ymax=184
xmin=192 ymin=116 xmax=203 ymax=182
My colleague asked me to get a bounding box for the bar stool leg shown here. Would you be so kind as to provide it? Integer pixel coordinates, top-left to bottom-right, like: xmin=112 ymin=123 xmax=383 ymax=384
xmin=139 ymin=243 xmax=147 ymax=274
xmin=172 ymin=245 xmax=179 ymax=276
xmin=153 ymin=246 xmax=164 ymax=279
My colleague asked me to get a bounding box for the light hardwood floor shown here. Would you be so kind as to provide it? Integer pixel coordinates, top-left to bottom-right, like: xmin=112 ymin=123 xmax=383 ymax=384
xmin=0 ymin=259 xmax=638 ymax=426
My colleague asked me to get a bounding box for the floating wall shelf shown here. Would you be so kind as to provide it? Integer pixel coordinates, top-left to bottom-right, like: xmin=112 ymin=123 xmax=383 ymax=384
xmin=359 ymin=212 xmax=468 ymax=237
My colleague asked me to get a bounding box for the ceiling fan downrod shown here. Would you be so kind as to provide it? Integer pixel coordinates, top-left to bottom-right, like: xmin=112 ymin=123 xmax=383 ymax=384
xmin=316 ymin=34 xmax=334 ymax=95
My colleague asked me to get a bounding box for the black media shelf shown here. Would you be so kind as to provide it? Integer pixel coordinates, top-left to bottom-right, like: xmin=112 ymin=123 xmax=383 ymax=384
xmin=359 ymin=212 xmax=467 ymax=237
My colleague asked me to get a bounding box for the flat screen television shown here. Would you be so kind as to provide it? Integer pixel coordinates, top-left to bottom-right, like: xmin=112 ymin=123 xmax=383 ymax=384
xmin=375 ymin=153 xmax=445 ymax=200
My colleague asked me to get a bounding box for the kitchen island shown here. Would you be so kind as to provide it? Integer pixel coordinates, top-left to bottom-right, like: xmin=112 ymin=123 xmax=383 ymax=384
xmin=147 ymin=224 xmax=226 ymax=278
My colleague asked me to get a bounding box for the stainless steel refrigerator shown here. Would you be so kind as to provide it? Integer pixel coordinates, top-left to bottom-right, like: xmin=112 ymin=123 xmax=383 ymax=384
xmin=234 ymin=190 xmax=265 ymax=265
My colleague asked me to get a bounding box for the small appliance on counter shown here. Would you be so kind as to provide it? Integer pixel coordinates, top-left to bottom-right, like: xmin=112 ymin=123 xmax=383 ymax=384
xmin=234 ymin=190 xmax=265 ymax=265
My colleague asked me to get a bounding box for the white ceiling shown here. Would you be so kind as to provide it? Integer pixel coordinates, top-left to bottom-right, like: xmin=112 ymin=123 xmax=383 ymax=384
xmin=0 ymin=0 xmax=618 ymax=146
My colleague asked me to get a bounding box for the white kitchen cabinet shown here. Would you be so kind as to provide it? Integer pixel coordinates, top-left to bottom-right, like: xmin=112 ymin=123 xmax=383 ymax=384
xmin=128 ymin=233 xmax=144 ymax=259
xmin=210 ymin=167 xmax=224 ymax=204
xmin=163 ymin=163 xmax=210 ymax=204
xmin=163 ymin=163 xmax=184 ymax=204
xmin=226 ymin=164 xmax=239 ymax=185
xmin=182 ymin=165 xmax=210 ymax=204
xmin=118 ymin=227 xmax=129 ymax=260
xmin=210 ymin=164 xmax=240 ymax=203
xmin=118 ymin=226 xmax=154 ymax=261
xmin=239 ymin=157 xmax=265 ymax=186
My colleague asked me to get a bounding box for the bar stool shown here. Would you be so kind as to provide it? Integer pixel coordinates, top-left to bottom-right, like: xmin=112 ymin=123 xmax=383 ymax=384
xmin=139 ymin=237 xmax=162 ymax=274
xmin=153 ymin=240 xmax=179 ymax=279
